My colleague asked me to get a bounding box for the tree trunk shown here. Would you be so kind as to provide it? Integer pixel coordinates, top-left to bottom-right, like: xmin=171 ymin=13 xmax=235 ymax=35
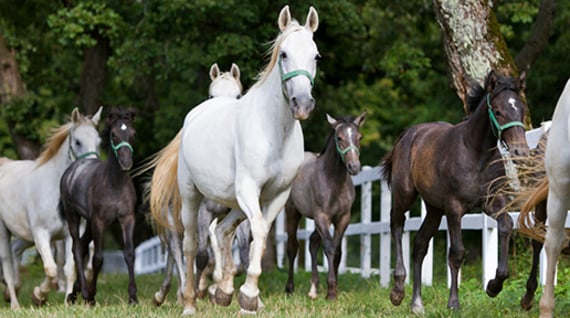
xmin=433 ymin=0 xmax=520 ymax=114
xmin=515 ymin=0 xmax=557 ymax=71
xmin=80 ymin=32 xmax=110 ymax=116
xmin=0 ymin=32 xmax=40 ymax=159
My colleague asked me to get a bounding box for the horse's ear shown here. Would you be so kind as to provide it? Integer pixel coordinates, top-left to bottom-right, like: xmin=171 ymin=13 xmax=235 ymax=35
xmin=485 ymin=70 xmax=498 ymax=93
xmin=91 ymin=106 xmax=103 ymax=126
xmin=305 ymin=6 xmax=319 ymax=33
xmin=71 ymin=107 xmax=81 ymax=124
xmin=354 ymin=111 xmax=367 ymax=127
xmin=326 ymin=113 xmax=337 ymax=126
xmin=210 ymin=63 xmax=220 ymax=81
xmin=518 ymin=69 xmax=527 ymax=93
xmin=230 ymin=63 xmax=240 ymax=81
xmin=278 ymin=5 xmax=291 ymax=31
xmin=126 ymin=107 xmax=137 ymax=122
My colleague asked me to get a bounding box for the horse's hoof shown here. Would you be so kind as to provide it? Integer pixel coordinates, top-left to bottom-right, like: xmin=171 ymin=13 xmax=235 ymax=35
xmin=31 ymin=287 xmax=47 ymax=306
xmin=390 ymin=289 xmax=404 ymax=306
xmin=153 ymin=292 xmax=164 ymax=307
xmin=214 ymin=287 xmax=232 ymax=306
xmin=128 ymin=297 xmax=138 ymax=305
xmin=326 ymin=293 xmax=337 ymax=301
xmin=485 ymin=279 xmax=502 ymax=298
xmin=238 ymin=291 xmax=258 ymax=313
xmin=520 ymin=294 xmax=534 ymax=311
xmin=197 ymin=289 xmax=207 ymax=299
xmin=66 ymin=293 xmax=77 ymax=306
xmin=182 ymin=306 xmax=196 ymax=316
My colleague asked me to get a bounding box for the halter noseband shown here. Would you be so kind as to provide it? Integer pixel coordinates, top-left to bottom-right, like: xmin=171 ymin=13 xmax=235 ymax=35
xmin=111 ymin=137 xmax=134 ymax=159
xmin=487 ymin=93 xmax=525 ymax=144
xmin=68 ymin=130 xmax=99 ymax=161
xmin=278 ymin=55 xmax=315 ymax=100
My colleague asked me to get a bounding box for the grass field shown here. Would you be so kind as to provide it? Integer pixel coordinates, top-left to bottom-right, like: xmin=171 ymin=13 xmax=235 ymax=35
xmin=2 ymin=252 xmax=570 ymax=318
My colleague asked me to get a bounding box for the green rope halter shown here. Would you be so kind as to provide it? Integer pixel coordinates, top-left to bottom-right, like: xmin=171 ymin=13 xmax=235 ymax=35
xmin=68 ymin=131 xmax=99 ymax=161
xmin=111 ymin=137 xmax=134 ymax=159
xmin=278 ymin=55 xmax=315 ymax=100
xmin=487 ymin=94 xmax=525 ymax=143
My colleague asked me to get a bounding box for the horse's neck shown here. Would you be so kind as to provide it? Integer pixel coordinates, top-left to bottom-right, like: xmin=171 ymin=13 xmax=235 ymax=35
xmin=103 ymin=149 xmax=130 ymax=186
xmin=319 ymin=138 xmax=349 ymax=182
xmin=245 ymin=67 xmax=297 ymax=138
xmin=39 ymin=137 xmax=72 ymax=176
xmin=463 ymin=101 xmax=498 ymax=160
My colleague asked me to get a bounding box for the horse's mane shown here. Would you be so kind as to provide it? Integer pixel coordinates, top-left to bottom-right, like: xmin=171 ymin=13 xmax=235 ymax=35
xmin=253 ymin=20 xmax=304 ymax=87
xmin=466 ymin=72 xmax=521 ymax=114
xmin=35 ymin=123 xmax=73 ymax=166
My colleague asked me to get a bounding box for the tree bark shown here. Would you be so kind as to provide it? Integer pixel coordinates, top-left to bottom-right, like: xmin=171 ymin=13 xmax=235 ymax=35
xmin=80 ymin=32 xmax=110 ymax=116
xmin=0 ymin=32 xmax=40 ymax=159
xmin=433 ymin=0 xmax=519 ymax=114
xmin=515 ymin=0 xmax=557 ymax=71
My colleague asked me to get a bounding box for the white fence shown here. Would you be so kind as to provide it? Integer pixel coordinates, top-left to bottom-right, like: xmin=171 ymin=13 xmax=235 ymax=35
xmin=135 ymin=123 xmax=563 ymax=288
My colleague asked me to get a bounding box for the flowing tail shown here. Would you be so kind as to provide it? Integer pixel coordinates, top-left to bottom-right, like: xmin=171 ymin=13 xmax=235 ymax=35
xmin=517 ymin=176 xmax=549 ymax=242
xmin=142 ymin=131 xmax=183 ymax=238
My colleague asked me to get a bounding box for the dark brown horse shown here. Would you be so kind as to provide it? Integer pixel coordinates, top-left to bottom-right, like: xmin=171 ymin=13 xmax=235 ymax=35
xmin=285 ymin=112 xmax=366 ymax=300
xmin=59 ymin=108 xmax=138 ymax=305
xmin=380 ymin=71 xmax=528 ymax=313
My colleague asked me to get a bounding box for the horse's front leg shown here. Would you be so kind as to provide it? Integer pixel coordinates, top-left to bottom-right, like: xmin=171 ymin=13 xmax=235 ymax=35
xmin=30 ymin=229 xmax=58 ymax=306
xmin=62 ymin=235 xmax=77 ymax=305
xmin=521 ymin=200 xmax=547 ymax=311
xmin=153 ymin=243 xmax=174 ymax=306
xmin=486 ymin=211 xmax=513 ymax=297
xmin=119 ymin=212 xmax=138 ymax=304
xmin=446 ymin=210 xmax=465 ymax=310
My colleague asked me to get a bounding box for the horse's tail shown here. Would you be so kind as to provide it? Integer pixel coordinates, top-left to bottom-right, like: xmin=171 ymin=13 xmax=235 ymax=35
xmin=145 ymin=131 xmax=183 ymax=238
xmin=379 ymin=150 xmax=394 ymax=188
xmin=517 ymin=176 xmax=549 ymax=242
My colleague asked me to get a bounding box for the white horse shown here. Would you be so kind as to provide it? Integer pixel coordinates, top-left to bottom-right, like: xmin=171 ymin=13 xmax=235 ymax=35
xmin=0 ymin=107 xmax=102 ymax=309
xmin=537 ymin=79 xmax=570 ymax=318
xmin=150 ymin=62 xmax=245 ymax=306
xmin=149 ymin=5 xmax=319 ymax=314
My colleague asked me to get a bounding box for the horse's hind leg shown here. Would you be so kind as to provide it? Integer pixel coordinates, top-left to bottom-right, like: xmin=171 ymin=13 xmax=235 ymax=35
xmin=389 ymin=189 xmax=417 ymax=307
xmin=308 ymin=230 xmax=321 ymax=299
xmin=285 ymin=203 xmax=302 ymax=295
xmin=153 ymin=245 xmax=174 ymax=306
xmin=539 ymin=191 xmax=569 ymax=318
xmin=30 ymin=229 xmax=58 ymax=306
xmin=410 ymin=205 xmax=443 ymax=314
xmin=119 ymin=212 xmax=138 ymax=304
xmin=0 ymin=223 xmax=20 ymax=309
xmin=196 ymin=203 xmax=212 ymax=299
xmin=521 ymin=200 xmax=546 ymax=311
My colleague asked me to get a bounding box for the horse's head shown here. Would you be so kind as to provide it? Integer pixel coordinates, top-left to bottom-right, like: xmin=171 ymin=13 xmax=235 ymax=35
xmin=277 ymin=5 xmax=320 ymax=120
xmin=328 ymin=111 xmax=367 ymax=175
xmin=69 ymin=106 xmax=102 ymax=161
xmin=485 ymin=70 xmax=529 ymax=157
xmin=106 ymin=108 xmax=136 ymax=171
xmin=209 ymin=63 xmax=243 ymax=99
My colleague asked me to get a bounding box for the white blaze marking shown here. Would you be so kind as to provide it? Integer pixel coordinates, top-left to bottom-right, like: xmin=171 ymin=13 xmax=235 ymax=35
xmin=508 ymin=97 xmax=518 ymax=111
xmin=121 ymin=123 xmax=127 ymax=131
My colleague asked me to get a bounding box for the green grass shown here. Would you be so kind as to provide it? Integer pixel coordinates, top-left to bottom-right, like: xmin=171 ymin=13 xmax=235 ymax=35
xmin=2 ymin=255 xmax=570 ymax=318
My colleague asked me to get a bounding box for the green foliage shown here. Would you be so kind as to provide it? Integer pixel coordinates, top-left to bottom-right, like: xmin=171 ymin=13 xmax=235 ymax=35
xmin=47 ymin=2 xmax=124 ymax=49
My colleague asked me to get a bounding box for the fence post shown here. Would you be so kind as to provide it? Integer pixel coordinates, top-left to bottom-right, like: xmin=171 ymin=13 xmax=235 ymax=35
xmin=360 ymin=169 xmax=372 ymax=278
xmin=420 ymin=200 xmax=433 ymax=286
xmin=275 ymin=210 xmax=286 ymax=269
xmin=304 ymin=219 xmax=315 ymax=271
xmin=403 ymin=211 xmax=410 ymax=284
xmin=380 ymin=179 xmax=391 ymax=287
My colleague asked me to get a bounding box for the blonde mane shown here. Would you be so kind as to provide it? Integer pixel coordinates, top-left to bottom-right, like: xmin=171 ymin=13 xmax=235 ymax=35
xmin=35 ymin=123 xmax=73 ymax=166
xmin=253 ymin=20 xmax=304 ymax=87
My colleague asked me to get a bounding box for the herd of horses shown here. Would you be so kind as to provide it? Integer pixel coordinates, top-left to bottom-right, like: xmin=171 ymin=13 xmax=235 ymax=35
xmin=0 ymin=5 xmax=568 ymax=318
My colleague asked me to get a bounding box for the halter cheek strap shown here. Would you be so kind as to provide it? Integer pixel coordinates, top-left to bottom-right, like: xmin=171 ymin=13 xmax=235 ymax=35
xmin=278 ymin=55 xmax=315 ymax=100
xmin=487 ymin=94 xmax=525 ymax=143
xmin=68 ymin=131 xmax=99 ymax=161
xmin=335 ymin=134 xmax=360 ymax=163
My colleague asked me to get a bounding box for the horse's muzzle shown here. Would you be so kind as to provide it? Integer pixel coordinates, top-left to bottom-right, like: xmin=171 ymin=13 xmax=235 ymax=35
xmin=291 ymin=95 xmax=315 ymax=120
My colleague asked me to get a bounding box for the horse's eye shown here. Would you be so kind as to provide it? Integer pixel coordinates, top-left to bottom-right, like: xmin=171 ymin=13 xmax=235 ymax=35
xmin=75 ymin=140 xmax=81 ymax=147
xmin=315 ymin=53 xmax=322 ymax=61
xmin=280 ymin=52 xmax=287 ymax=59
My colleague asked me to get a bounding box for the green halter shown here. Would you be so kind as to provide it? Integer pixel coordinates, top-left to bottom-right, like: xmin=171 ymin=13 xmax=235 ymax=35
xmin=68 ymin=131 xmax=99 ymax=161
xmin=335 ymin=134 xmax=360 ymax=163
xmin=278 ymin=55 xmax=315 ymax=100
xmin=111 ymin=137 xmax=134 ymax=159
xmin=487 ymin=94 xmax=525 ymax=143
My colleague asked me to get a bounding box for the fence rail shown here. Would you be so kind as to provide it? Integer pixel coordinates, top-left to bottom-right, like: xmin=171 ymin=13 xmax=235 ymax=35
xmin=135 ymin=123 xmax=562 ymax=289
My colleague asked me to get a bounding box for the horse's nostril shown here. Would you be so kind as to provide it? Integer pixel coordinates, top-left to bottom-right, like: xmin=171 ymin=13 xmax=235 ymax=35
xmin=292 ymin=97 xmax=298 ymax=106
